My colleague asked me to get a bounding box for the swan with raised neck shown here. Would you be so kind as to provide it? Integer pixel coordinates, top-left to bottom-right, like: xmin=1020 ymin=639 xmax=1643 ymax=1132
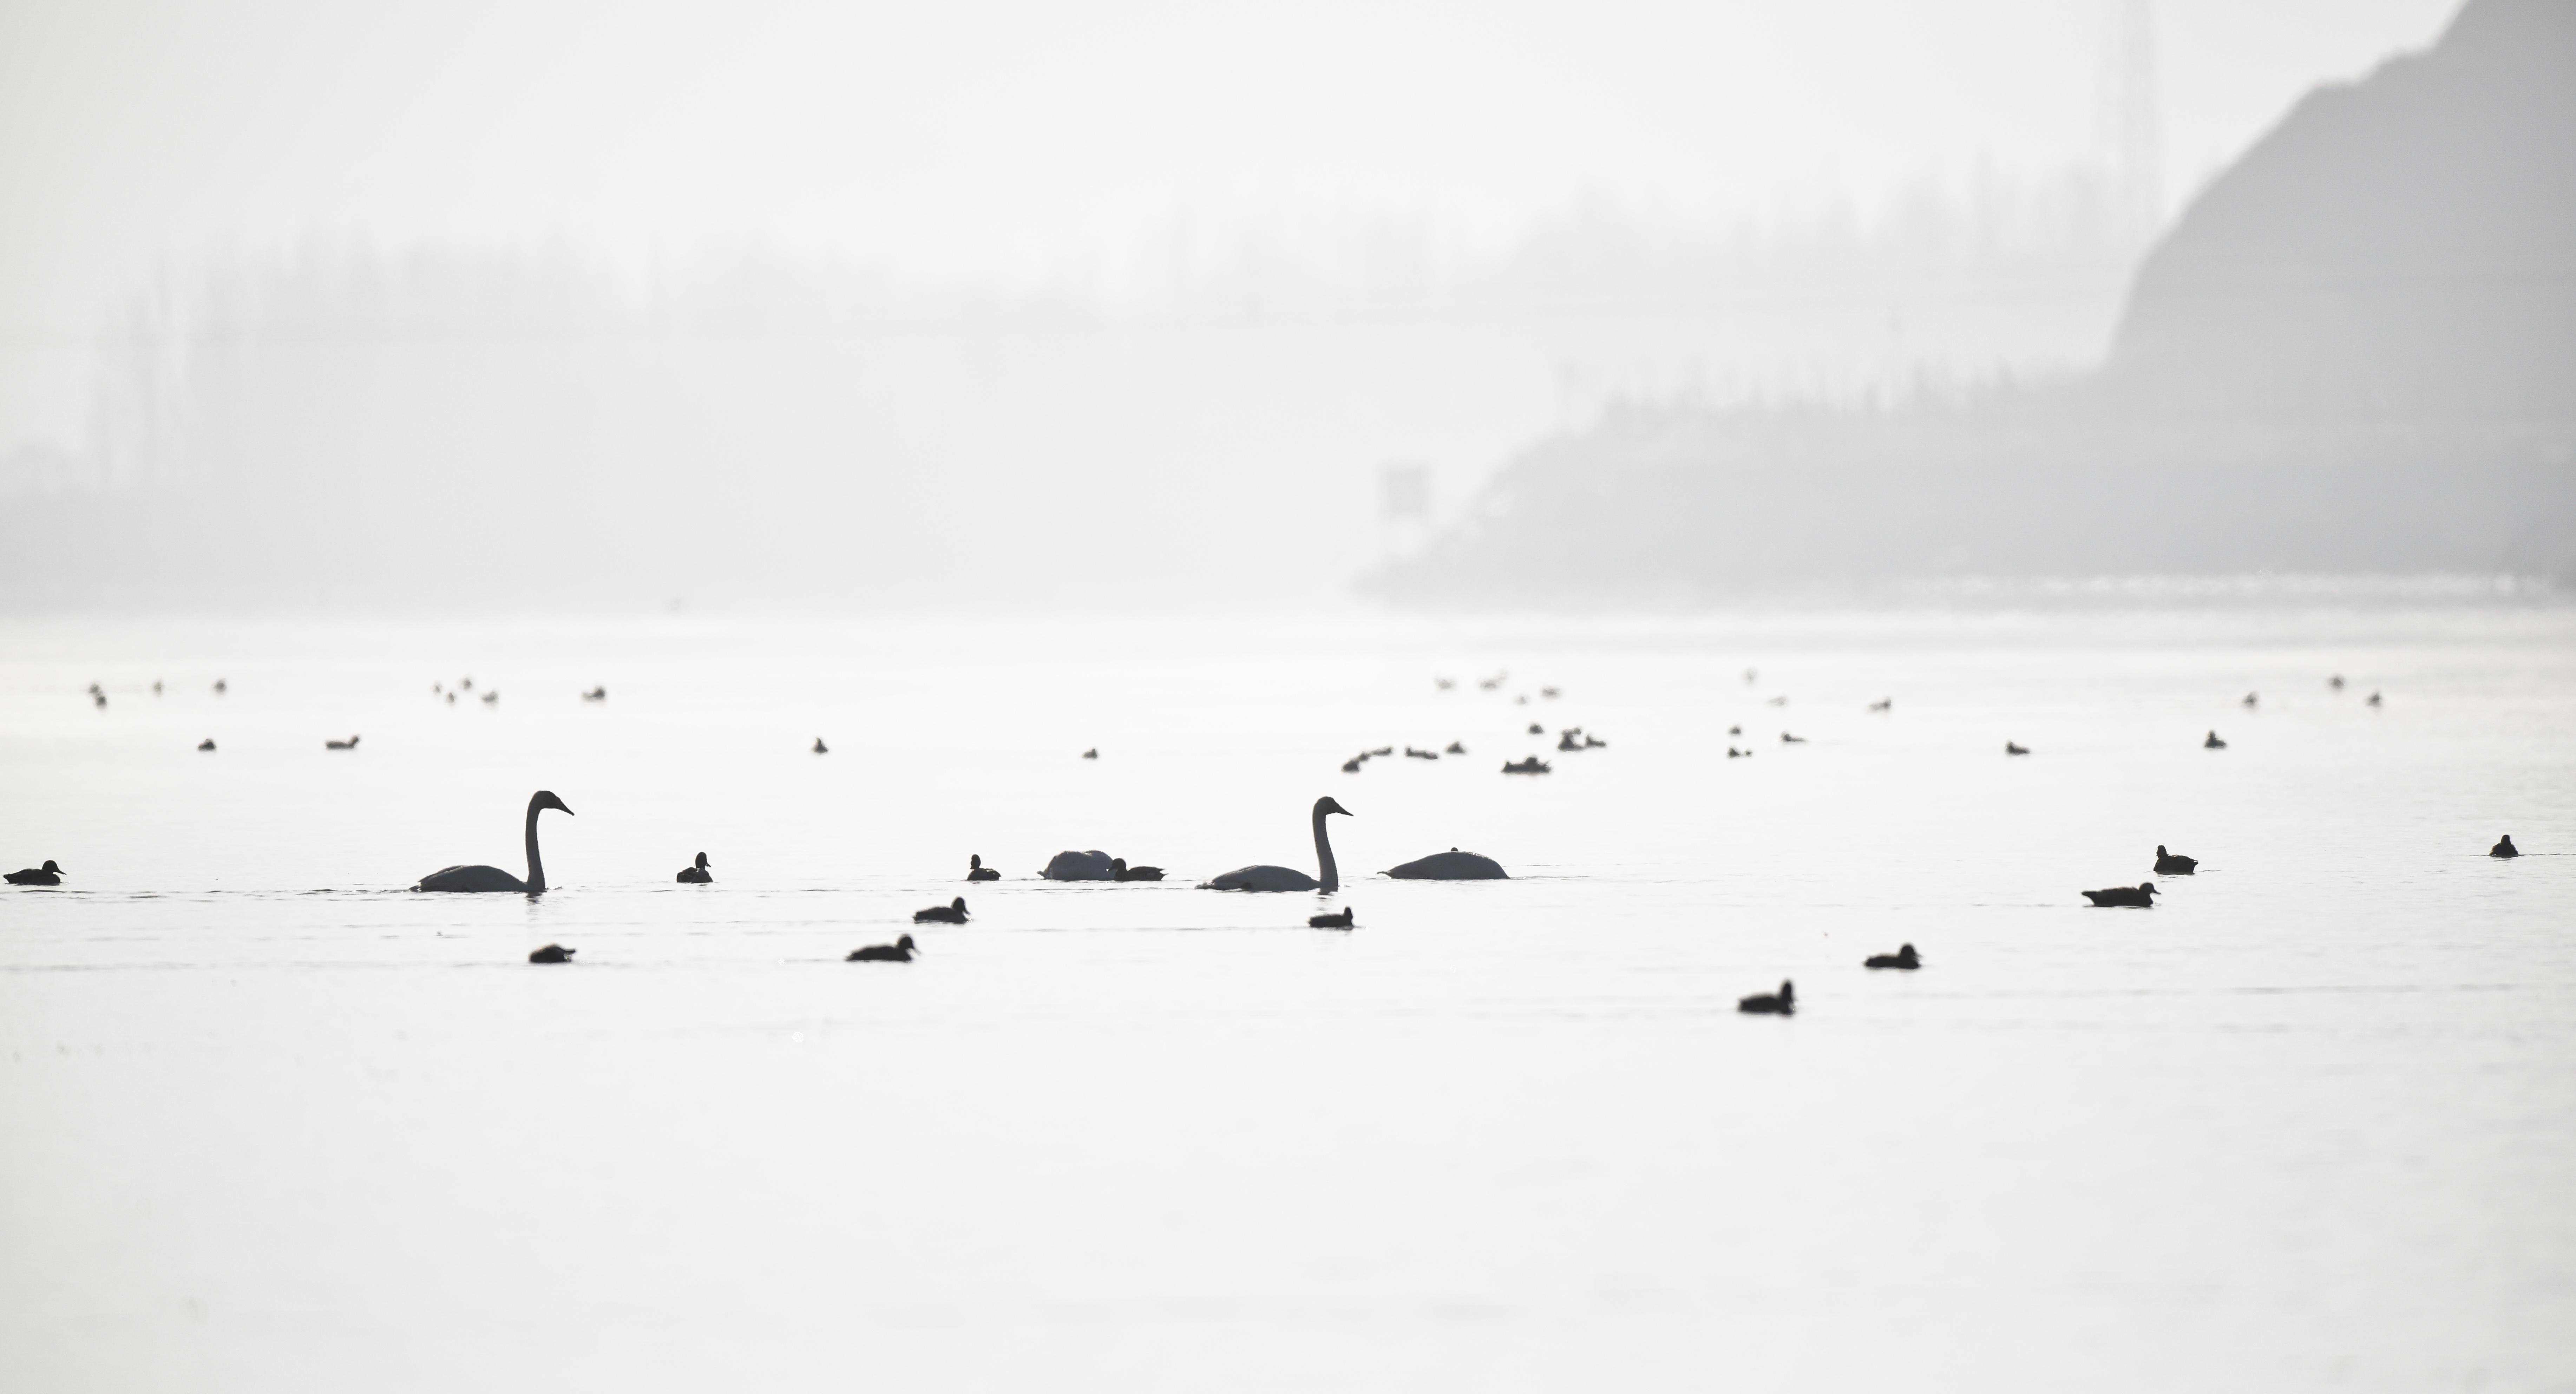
xmin=1201 ymin=797 xmax=1350 ymax=892
xmin=414 ymin=790 xmax=573 ymax=894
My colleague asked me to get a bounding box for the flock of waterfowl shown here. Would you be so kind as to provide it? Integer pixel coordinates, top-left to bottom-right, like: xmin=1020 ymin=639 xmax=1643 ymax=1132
xmin=26 ymin=667 xmax=2525 ymax=1012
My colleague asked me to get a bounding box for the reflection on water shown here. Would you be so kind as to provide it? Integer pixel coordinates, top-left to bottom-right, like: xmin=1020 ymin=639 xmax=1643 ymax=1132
xmin=2 ymin=608 xmax=2572 ymax=1392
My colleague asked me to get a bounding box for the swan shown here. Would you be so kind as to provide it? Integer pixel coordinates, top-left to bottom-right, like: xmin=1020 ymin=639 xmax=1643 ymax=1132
xmin=2006 ymin=741 xmax=2030 ymax=755
xmin=2491 ymin=835 xmax=2519 ymax=859
xmin=1203 ymin=797 xmax=1349 ymax=892
xmin=2154 ymin=845 xmax=2197 ymax=875
xmin=326 ymin=735 xmax=360 ymax=750
xmin=1043 ymin=850 xmax=1116 ymax=881
xmin=676 ymin=852 xmax=713 ymax=884
xmin=6 ymin=859 xmax=63 ymax=886
xmin=1309 ymin=908 xmax=1354 ymax=929
xmin=529 ymin=944 xmax=574 ymax=964
xmin=1386 ymin=846 xmax=1507 ymax=880
xmin=1111 ymin=858 xmax=1165 ymax=882
xmin=1738 ymin=981 xmax=1795 ymax=1015
xmin=1864 ymin=944 xmax=1921 ymax=970
xmin=2082 ymin=882 xmax=2158 ymax=907
xmin=197 ymin=738 xmax=216 ymax=752
xmin=414 ymin=790 xmax=573 ymax=893
xmin=914 ymin=897 xmax=969 ymax=923
xmin=968 ymin=854 xmax=999 ymax=882
xmin=2204 ymin=730 xmax=2227 ymax=749
xmin=848 ymin=934 xmax=919 ymax=962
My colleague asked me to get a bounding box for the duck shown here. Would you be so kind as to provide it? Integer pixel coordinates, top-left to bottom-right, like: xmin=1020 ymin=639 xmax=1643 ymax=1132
xmin=582 ymin=686 xmax=607 ymax=702
xmin=2154 ymin=845 xmax=2198 ymax=875
xmin=813 ymin=738 xmax=829 ymax=754
xmin=1385 ymin=846 xmax=1508 ymax=880
xmin=528 ymin=944 xmax=574 ymax=964
xmin=2005 ymin=741 xmax=2030 ymax=755
xmin=1342 ymin=757 xmax=1365 ymax=773
xmin=1864 ymin=944 xmax=1920 ymax=970
xmin=6 ymin=860 xmax=64 ymax=886
xmin=1203 ymin=797 xmax=1349 ymax=892
xmin=2491 ymin=835 xmax=2519 ymax=859
xmin=914 ymin=897 xmax=969 ymax=923
xmin=2082 ymin=882 xmax=2159 ymax=907
xmin=414 ymin=791 xmax=573 ymax=893
xmin=197 ymin=738 xmax=216 ymax=752
xmin=1726 ymin=746 xmax=1745 ymax=758
xmin=1502 ymin=756 xmax=1551 ymax=774
xmin=1111 ymin=858 xmax=1165 ymax=882
xmin=1556 ymin=728 xmax=1585 ymax=752
xmin=213 ymin=678 xmax=227 ymax=694
xmin=2204 ymin=730 xmax=2227 ymax=749
xmin=1780 ymin=732 xmax=1806 ymax=744
xmin=1042 ymin=850 xmax=1117 ymax=881
xmin=1540 ymin=686 xmax=1561 ymax=699
xmin=1445 ymin=741 xmax=1467 ymax=755
xmin=1370 ymin=746 xmax=1392 ymax=757
xmin=481 ymin=691 xmax=500 ymax=705
xmin=1868 ymin=698 xmax=1892 ymax=712
xmin=2242 ymin=692 xmax=2259 ymax=707
xmin=326 ymin=734 xmax=360 ymax=750
xmin=848 ymin=934 xmax=918 ymax=962
xmin=2367 ymin=691 xmax=2383 ymax=707
xmin=1435 ymin=677 xmax=1456 ymax=690
xmin=967 ymin=854 xmax=1000 ymax=882
xmin=1527 ymin=722 xmax=1544 ymax=734
xmin=1309 ymin=907 xmax=1354 ymax=929
xmin=1728 ymin=724 xmax=1742 ymax=736
xmin=1738 ymin=981 xmax=1795 ymax=1015
xmin=676 ymin=852 xmax=713 ymax=884
xmin=2329 ymin=675 xmax=2346 ymax=690
xmin=1082 ymin=747 xmax=1099 ymax=760
xmin=1583 ymin=733 xmax=1608 ymax=748
xmin=1405 ymin=746 xmax=1439 ymax=760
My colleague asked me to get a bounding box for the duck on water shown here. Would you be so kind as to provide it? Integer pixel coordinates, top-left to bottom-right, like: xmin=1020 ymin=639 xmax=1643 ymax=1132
xmin=1864 ymin=944 xmax=1921 ymax=970
xmin=2083 ymin=882 xmax=2159 ymax=907
xmin=676 ymin=852 xmax=713 ymax=883
xmin=2492 ymin=835 xmax=2519 ymax=859
xmin=915 ymin=897 xmax=969 ymax=923
xmin=968 ymin=854 xmax=1000 ymax=881
xmin=2154 ymin=845 xmax=2198 ymax=875
xmin=414 ymin=791 xmax=573 ymax=893
xmin=7 ymin=859 xmax=64 ymax=886
xmin=1738 ymin=981 xmax=1795 ymax=1015
xmin=849 ymin=934 xmax=919 ymax=962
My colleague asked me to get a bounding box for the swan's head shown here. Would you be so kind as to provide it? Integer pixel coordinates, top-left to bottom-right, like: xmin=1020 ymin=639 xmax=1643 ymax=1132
xmin=531 ymin=790 xmax=574 ymax=817
xmin=1315 ymin=797 xmax=1352 ymax=818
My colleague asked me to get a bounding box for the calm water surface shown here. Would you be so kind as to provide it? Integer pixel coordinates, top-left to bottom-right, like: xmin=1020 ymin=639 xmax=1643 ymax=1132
xmin=3 ymin=608 xmax=2572 ymax=1392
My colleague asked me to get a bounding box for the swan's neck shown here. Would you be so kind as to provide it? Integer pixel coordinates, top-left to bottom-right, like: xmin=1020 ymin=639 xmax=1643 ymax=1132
xmin=524 ymin=799 xmax=547 ymax=894
xmin=1312 ymin=809 xmax=1339 ymax=893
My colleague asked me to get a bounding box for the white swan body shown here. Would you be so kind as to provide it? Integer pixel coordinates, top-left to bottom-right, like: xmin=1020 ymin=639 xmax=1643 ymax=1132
xmin=1385 ymin=849 xmax=1508 ymax=880
xmin=1203 ymin=797 xmax=1349 ymax=892
xmin=1043 ymin=850 xmax=1117 ymax=881
xmin=415 ymin=790 xmax=573 ymax=893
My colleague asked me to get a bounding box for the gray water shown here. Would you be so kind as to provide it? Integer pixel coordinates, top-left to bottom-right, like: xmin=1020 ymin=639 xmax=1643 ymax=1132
xmin=4 ymin=608 xmax=2571 ymax=1392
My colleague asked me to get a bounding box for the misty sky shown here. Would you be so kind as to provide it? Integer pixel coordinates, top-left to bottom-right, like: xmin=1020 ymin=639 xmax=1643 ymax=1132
xmin=0 ymin=0 xmax=2460 ymax=449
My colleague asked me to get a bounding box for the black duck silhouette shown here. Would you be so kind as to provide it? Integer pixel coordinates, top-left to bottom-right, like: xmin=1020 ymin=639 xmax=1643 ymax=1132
xmin=1111 ymin=858 xmax=1164 ymax=882
xmin=1342 ymin=757 xmax=1365 ymax=773
xmin=582 ymin=686 xmax=607 ymax=702
xmin=197 ymin=738 xmax=216 ymax=751
xmin=1781 ymin=732 xmax=1806 ymax=744
xmin=325 ymin=735 xmax=360 ymax=750
xmin=1868 ymin=698 xmax=1892 ymax=712
xmin=1405 ymin=746 xmax=1439 ymax=760
xmin=968 ymin=854 xmax=1000 ymax=882
xmin=1864 ymin=944 xmax=1920 ymax=970
xmin=1738 ymin=981 xmax=1795 ymax=1015
xmin=1446 ymin=741 xmax=1467 ymax=754
xmin=1527 ymin=722 xmax=1544 ymax=734
xmin=1081 ymin=747 xmax=1098 ymax=759
xmin=2242 ymin=692 xmax=2259 ymax=708
xmin=2082 ymin=882 xmax=2159 ymax=907
xmin=1502 ymin=756 xmax=1551 ymax=774
xmin=529 ymin=944 xmax=574 ymax=964
xmin=676 ymin=852 xmax=713 ymax=884
xmin=848 ymin=934 xmax=917 ymax=962
xmin=2005 ymin=741 xmax=2030 ymax=755
xmin=1309 ymin=908 xmax=1354 ymax=929
xmin=2204 ymin=730 xmax=2227 ymax=749
xmin=6 ymin=859 xmax=63 ymax=886
xmin=914 ymin=897 xmax=969 ymax=923
xmin=813 ymin=737 xmax=829 ymax=753
xmin=2154 ymin=845 xmax=2197 ymax=875
xmin=2491 ymin=835 xmax=2519 ymax=859
xmin=2367 ymin=691 xmax=2383 ymax=707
